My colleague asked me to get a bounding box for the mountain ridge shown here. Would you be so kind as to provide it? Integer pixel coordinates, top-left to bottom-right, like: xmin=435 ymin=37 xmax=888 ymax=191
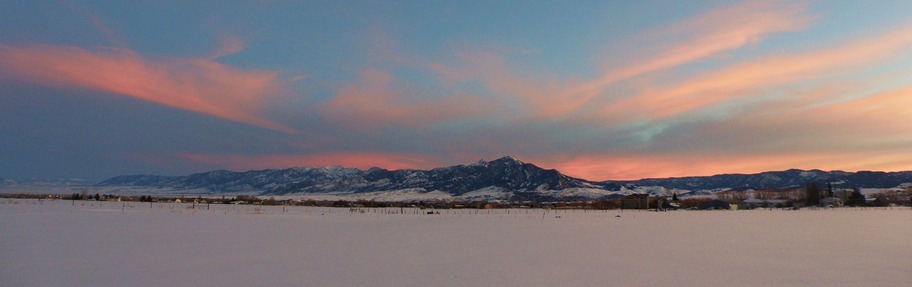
xmin=93 ymin=156 xmax=912 ymax=200
xmin=98 ymin=156 xmax=610 ymax=199
xmin=618 ymin=168 xmax=912 ymax=190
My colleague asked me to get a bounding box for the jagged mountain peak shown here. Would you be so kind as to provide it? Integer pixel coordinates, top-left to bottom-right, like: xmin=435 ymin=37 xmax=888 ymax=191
xmin=96 ymin=160 xmax=912 ymax=201
xmin=97 ymin=156 xmax=598 ymax=198
xmin=491 ymin=156 xmax=523 ymax=165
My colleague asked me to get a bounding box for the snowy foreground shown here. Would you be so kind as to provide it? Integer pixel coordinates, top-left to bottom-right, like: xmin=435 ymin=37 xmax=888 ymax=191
xmin=1 ymin=199 xmax=910 ymax=287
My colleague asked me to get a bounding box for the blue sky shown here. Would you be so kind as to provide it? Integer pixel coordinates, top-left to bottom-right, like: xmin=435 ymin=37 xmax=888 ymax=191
xmin=3 ymin=0 xmax=912 ymax=181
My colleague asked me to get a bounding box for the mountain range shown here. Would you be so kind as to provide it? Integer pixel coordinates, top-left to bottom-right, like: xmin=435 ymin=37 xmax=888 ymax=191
xmin=97 ymin=157 xmax=610 ymax=200
xmin=90 ymin=156 xmax=912 ymax=200
xmin=626 ymin=169 xmax=912 ymax=190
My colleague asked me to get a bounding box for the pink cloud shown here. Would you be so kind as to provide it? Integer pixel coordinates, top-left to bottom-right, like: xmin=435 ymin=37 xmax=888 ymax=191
xmin=0 ymin=44 xmax=296 ymax=133
xmin=175 ymin=152 xmax=443 ymax=171
xmin=166 ymin=148 xmax=912 ymax=181
xmin=321 ymin=69 xmax=490 ymax=130
xmin=546 ymin=84 xmax=912 ymax=181
xmin=542 ymin=151 xmax=912 ymax=181
xmin=452 ymin=51 xmax=564 ymax=119
xmin=609 ymin=23 xmax=912 ymax=121
xmin=786 ymin=86 xmax=912 ymax=138
xmin=455 ymin=0 xmax=812 ymax=120
xmin=62 ymin=0 xmax=129 ymax=48
xmin=428 ymin=62 xmax=473 ymax=84
xmin=567 ymin=0 xmax=811 ymax=113
xmin=208 ymin=34 xmax=246 ymax=60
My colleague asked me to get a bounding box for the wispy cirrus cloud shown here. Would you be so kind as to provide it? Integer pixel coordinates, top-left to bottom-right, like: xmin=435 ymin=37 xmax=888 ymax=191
xmin=605 ymin=23 xmax=912 ymax=122
xmin=565 ymin=0 xmax=812 ymax=117
xmin=596 ymin=90 xmax=908 ymax=177
xmin=446 ymin=0 xmax=813 ymax=120
xmin=750 ymin=85 xmax=912 ymax=145
xmin=554 ymin=81 xmax=912 ymax=180
xmin=434 ymin=20 xmax=912 ymax=180
xmin=0 ymin=44 xmax=296 ymax=133
xmin=321 ymin=69 xmax=491 ymax=130
xmin=550 ymin=151 xmax=909 ymax=181
xmin=819 ymin=86 xmax=912 ymax=134
xmin=208 ymin=34 xmax=246 ymax=60
xmin=174 ymin=152 xmax=442 ymax=171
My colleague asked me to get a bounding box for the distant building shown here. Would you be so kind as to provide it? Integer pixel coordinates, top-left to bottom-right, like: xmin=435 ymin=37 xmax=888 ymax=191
xmin=740 ymin=199 xmax=789 ymax=209
xmin=621 ymin=194 xmax=658 ymax=209
xmin=698 ymin=200 xmax=731 ymax=210
xmin=819 ymin=197 xmax=843 ymax=207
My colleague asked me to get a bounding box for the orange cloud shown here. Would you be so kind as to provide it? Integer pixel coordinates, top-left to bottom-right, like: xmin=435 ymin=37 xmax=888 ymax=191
xmin=459 ymin=0 xmax=811 ymax=120
xmin=820 ymin=86 xmax=912 ymax=123
xmin=322 ymin=69 xmax=490 ymax=130
xmin=541 ymin=83 xmax=912 ymax=180
xmin=564 ymin=0 xmax=810 ymax=116
xmin=775 ymin=85 xmax=912 ymax=140
xmin=452 ymin=51 xmax=564 ymax=120
xmin=169 ymin=149 xmax=912 ymax=181
xmin=543 ymin=151 xmax=912 ymax=181
xmin=209 ymin=34 xmax=246 ymax=60
xmin=609 ymin=23 xmax=912 ymax=121
xmin=0 ymin=44 xmax=296 ymax=133
xmin=175 ymin=152 xmax=442 ymax=171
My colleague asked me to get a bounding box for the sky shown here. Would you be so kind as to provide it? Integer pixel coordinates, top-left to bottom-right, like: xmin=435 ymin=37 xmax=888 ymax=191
xmin=2 ymin=0 xmax=912 ymax=182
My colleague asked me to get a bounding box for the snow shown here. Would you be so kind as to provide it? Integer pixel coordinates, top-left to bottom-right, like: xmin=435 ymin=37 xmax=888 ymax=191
xmin=619 ymin=185 xmax=695 ymax=197
xmin=859 ymin=187 xmax=901 ymax=196
xmin=536 ymin=187 xmax=617 ymax=199
xmin=272 ymin=187 xmax=512 ymax=202
xmin=457 ymin=187 xmax=510 ymax=200
xmin=282 ymin=189 xmax=453 ymax=202
xmin=631 ymin=185 xmax=670 ymax=196
xmin=2 ymin=199 xmax=910 ymax=287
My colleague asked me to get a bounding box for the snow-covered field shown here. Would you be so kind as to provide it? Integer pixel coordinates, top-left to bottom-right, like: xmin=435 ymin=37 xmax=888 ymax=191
xmin=1 ymin=199 xmax=909 ymax=287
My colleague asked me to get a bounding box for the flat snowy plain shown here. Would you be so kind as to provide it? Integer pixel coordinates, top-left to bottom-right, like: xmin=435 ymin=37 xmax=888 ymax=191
xmin=2 ymin=199 xmax=909 ymax=287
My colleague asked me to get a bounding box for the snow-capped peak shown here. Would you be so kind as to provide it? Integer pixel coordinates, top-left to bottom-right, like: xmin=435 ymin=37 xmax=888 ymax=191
xmin=493 ymin=156 xmax=523 ymax=165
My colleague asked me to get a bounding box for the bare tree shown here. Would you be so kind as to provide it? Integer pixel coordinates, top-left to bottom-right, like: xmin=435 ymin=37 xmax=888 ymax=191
xmin=733 ymin=191 xmax=749 ymax=201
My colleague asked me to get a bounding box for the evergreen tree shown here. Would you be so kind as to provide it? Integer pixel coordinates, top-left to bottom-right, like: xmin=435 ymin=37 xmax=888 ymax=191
xmin=847 ymin=188 xmax=866 ymax=206
xmin=806 ymin=182 xmax=822 ymax=206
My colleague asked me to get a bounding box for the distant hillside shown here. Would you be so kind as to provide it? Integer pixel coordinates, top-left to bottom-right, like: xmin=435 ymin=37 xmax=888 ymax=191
xmin=618 ymin=169 xmax=912 ymax=190
xmin=1 ymin=177 xmax=90 ymax=186
xmin=98 ymin=156 xmax=615 ymax=200
xmin=93 ymin=157 xmax=912 ymax=201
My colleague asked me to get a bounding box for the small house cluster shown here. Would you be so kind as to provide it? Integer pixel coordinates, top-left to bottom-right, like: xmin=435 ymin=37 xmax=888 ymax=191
xmin=615 ymin=184 xmax=912 ymax=211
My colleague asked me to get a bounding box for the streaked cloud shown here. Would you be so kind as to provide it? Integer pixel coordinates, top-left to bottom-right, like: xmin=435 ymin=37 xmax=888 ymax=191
xmin=542 ymin=148 xmax=912 ymax=181
xmin=321 ymin=69 xmax=491 ymax=130
xmin=325 ymin=4 xmax=912 ymax=180
xmin=4 ymin=0 xmax=912 ymax=181
xmin=0 ymin=44 xmax=296 ymax=133
xmin=175 ymin=152 xmax=440 ymax=171
xmin=208 ymin=34 xmax=246 ymax=60
xmin=448 ymin=0 xmax=813 ymax=120
xmin=565 ymin=0 xmax=812 ymax=118
xmin=606 ymin=23 xmax=912 ymax=122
